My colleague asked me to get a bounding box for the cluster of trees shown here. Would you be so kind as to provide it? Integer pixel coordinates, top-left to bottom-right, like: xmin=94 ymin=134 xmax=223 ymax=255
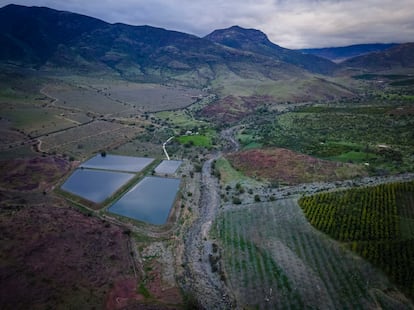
xmin=299 ymin=181 xmax=414 ymax=299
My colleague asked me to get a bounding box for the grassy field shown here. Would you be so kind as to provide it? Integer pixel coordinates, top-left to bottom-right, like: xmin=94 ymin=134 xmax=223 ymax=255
xmin=177 ymin=133 xmax=213 ymax=148
xmin=299 ymin=181 xmax=414 ymax=300
xmin=211 ymin=199 xmax=411 ymax=309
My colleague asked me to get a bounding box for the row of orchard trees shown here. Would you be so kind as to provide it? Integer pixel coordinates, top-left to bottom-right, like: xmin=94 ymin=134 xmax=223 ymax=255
xmin=299 ymin=183 xmax=401 ymax=242
xmin=299 ymin=180 xmax=414 ymax=300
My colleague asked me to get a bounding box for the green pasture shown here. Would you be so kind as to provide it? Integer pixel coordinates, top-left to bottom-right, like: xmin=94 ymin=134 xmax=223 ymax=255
xmin=177 ymin=134 xmax=211 ymax=147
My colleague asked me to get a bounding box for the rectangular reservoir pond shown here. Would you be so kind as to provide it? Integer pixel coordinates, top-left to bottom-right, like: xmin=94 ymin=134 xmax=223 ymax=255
xmin=61 ymin=169 xmax=135 ymax=203
xmin=155 ymin=160 xmax=183 ymax=174
xmin=108 ymin=176 xmax=181 ymax=225
xmin=80 ymin=154 xmax=154 ymax=172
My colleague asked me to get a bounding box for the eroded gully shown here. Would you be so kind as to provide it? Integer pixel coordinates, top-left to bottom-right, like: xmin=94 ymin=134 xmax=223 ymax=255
xmin=181 ymin=128 xmax=239 ymax=309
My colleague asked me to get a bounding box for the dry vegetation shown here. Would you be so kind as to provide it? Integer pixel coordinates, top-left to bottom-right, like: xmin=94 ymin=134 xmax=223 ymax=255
xmin=227 ymin=147 xmax=367 ymax=185
xmin=0 ymin=204 xmax=138 ymax=309
xmin=0 ymin=156 xmax=71 ymax=191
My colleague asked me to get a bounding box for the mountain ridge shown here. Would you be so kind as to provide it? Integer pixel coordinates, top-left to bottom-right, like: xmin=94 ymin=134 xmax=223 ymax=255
xmin=204 ymin=25 xmax=337 ymax=74
xmin=1 ymin=4 xmax=413 ymax=87
xmin=0 ymin=4 xmax=334 ymax=80
xmin=298 ymin=43 xmax=399 ymax=63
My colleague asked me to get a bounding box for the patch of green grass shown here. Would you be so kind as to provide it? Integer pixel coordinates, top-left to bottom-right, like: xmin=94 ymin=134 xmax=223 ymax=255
xmin=328 ymin=150 xmax=378 ymax=163
xmin=215 ymin=157 xmax=259 ymax=186
xmin=176 ymin=128 xmax=216 ymax=148
xmin=138 ymin=281 xmax=151 ymax=298
xmin=177 ymin=134 xmax=211 ymax=147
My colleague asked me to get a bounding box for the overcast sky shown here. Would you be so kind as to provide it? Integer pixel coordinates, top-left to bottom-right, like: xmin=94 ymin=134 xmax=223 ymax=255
xmin=1 ymin=0 xmax=413 ymax=48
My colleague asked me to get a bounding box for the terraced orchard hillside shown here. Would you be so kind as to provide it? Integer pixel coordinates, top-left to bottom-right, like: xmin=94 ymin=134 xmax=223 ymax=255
xmin=211 ymin=200 xmax=412 ymax=309
xmin=299 ymin=181 xmax=414 ymax=300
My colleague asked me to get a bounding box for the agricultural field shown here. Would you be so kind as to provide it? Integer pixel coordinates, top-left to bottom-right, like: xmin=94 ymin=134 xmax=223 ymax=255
xmin=44 ymin=79 xmax=201 ymax=115
xmin=240 ymin=98 xmax=414 ymax=174
xmin=299 ymin=181 xmax=414 ymax=300
xmin=211 ymin=199 xmax=412 ymax=309
xmin=40 ymin=120 xmax=143 ymax=160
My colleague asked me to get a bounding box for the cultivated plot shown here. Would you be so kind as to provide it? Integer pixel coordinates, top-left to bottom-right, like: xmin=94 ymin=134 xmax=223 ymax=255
xmin=40 ymin=120 xmax=141 ymax=159
xmin=212 ymin=199 xmax=411 ymax=309
xmin=108 ymin=176 xmax=181 ymax=225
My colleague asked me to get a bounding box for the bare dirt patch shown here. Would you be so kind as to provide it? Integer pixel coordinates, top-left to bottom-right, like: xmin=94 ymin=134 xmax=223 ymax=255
xmin=227 ymin=147 xmax=367 ymax=185
xmin=0 ymin=204 xmax=139 ymax=309
xmin=200 ymin=95 xmax=274 ymax=124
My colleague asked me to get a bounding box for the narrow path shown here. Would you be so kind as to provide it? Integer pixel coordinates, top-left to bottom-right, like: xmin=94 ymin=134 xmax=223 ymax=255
xmin=163 ymin=136 xmax=174 ymax=160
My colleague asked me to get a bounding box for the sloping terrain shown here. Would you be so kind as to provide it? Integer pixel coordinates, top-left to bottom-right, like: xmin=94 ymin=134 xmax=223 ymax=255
xmin=205 ymin=25 xmax=337 ymax=74
xmin=341 ymin=43 xmax=414 ymax=72
xmin=227 ymin=148 xmax=367 ymax=185
xmin=299 ymin=43 xmax=398 ymax=62
xmin=0 ymin=204 xmax=139 ymax=309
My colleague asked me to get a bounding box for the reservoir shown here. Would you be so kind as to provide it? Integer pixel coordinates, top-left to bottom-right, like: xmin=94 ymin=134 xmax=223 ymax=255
xmin=80 ymin=154 xmax=154 ymax=172
xmin=61 ymin=169 xmax=135 ymax=203
xmin=155 ymin=160 xmax=183 ymax=174
xmin=108 ymin=176 xmax=181 ymax=225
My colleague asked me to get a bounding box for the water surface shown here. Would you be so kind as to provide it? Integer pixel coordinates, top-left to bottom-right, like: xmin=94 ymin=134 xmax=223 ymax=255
xmin=109 ymin=176 xmax=180 ymax=225
xmin=155 ymin=160 xmax=183 ymax=174
xmin=81 ymin=154 xmax=154 ymax=172
xmin=61 ymin=169 xmax=135 ymax=203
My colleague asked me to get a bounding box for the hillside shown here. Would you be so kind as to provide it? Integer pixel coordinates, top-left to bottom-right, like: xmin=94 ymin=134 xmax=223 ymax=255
xmin=0 ymin=5 xmax=302 ymax=84
xmin=340 ymin=43 xmax=414 ymax=72
xmin=205 ymin=25 xmax=337 ymax=74
xmin=298 ymin=43 xmax=398 ymax=63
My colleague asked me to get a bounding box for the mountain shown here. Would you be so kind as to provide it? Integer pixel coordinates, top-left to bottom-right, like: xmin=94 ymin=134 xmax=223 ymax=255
xmin=204 ymin=26 xmax=337 ymax=75
xmin=0 ymin=4 xmax=339 ymax=86
xmin=298 ymin=43 xmax=398 ymax=63
xmin=0 ymin=4 xmax=107 ymax=65
xmin=340 ymin=43 xmax=414 ymax=72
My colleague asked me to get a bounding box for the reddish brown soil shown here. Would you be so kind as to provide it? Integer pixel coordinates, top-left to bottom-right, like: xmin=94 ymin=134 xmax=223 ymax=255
xmin=0 ymin=156 xmax=71 ymax=191
xmin=145 ymin=262 xmax=183 ymax=306
xmin=227 ymin=147 xmax=367 ymax=185
xmin=200 ymin=95 xmax=274 ymax=123
xmin=0 ymin=204 xmax=139 ymax=309
xmin=387 ymin=105 xmax=414 ymax=116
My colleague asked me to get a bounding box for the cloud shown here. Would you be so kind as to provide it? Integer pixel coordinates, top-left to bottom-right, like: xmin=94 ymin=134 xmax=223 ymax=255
xmin=1 ymin=0 xmax=413 ymax=48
